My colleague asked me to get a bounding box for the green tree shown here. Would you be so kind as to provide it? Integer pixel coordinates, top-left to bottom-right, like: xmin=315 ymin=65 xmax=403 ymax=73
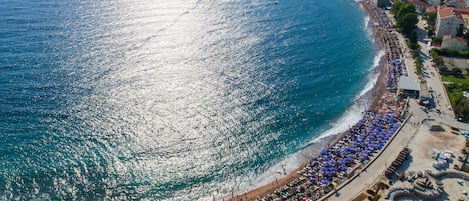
xmin=410 ymin=29 xmax=418 ymax=43
xmin=424 ymin=11 xmax=437 ymax=27
xmin=399 ymin=13 xmax=419 ymax=36
xmin=452 ymin=68 xmax=462 ymax=76
xmin=427 ymin=28 xmax=434 ymax=37
xmin=396 ymin=3 xmax=416 ymax=21
xmin=391 ymin=0 xmax=405 ymax=15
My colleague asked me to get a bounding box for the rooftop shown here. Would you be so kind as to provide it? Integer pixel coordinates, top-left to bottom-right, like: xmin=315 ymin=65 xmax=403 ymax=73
xmin=438 ymin=6 xmax=455 ymax=19
xmin=409 ymin=0 xmax=428 ymax=7
xmin=399 ymin=76 xmax=420 ymax=91
xmin=442 ymin=35 xmax=468 ymax=44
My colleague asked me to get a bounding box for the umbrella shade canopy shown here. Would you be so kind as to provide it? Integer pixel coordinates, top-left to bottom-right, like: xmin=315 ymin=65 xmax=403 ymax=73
xmin=320 ymin=150 xmax=327 ymax=155
xmin=321 ymin=180 xmax=330 ymax=185
xmin=344 ymin=147 xmax=351 ymax=153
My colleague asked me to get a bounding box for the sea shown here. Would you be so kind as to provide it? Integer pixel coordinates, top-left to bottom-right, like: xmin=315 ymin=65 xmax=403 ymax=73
xmin=0 ymin=0 xmax=382 ymax=200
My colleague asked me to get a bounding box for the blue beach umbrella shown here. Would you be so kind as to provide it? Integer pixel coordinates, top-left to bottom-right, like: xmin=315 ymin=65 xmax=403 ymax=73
xmin=344 ymin=147 xmax=351 ymax=153
xmin=320 ymin=150 xmax=327 ymax=155
xmin=338 ymin=160 xmax=346 ymax=165
xmin=321 ymin=180 xmax=330 ymax=186
xmin=321 ymin=166 xmax=328 ymax=172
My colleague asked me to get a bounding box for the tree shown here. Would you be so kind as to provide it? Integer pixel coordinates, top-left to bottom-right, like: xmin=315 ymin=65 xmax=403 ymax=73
xmin=427 ymin=28 xmax=434 ymax=37
xmin=424 ymin=11 xmax=437 ymax=27
xmin=399 ymin=13 xmax=419 ymax=36
xmin=452 ymin=68 xmax=463 ymax=77
xmin=396 ymin=3 xmax=416 ymax=22
xmin=410 ymin=29 xmax=418 ymax=44
xmin=391 ymin=0 xmax=405 ymax=15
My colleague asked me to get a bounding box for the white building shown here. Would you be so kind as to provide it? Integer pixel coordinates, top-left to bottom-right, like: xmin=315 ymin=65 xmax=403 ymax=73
xmin=435 ymin=6 xmax=465 ymax=37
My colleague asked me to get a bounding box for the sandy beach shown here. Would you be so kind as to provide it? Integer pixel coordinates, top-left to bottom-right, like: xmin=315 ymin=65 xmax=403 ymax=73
xmin=227 ymin=0 xmax=402 ymax=200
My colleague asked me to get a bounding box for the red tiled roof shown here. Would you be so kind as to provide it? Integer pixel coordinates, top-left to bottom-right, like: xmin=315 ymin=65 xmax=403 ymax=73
xmin=454 ymin=7 xmax=469 ymax=15
xmin=409 ymin=0 xmax=428 ymax=6
xmin=427 ymin=7 xmax=436 ymax=13
xmin=438 ymin=7 xmax=454 ymax=18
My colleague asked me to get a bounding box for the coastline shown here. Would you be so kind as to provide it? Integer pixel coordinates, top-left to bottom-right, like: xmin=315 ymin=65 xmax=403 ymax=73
xmin=228 ymin=0 xmax=389 ymax=200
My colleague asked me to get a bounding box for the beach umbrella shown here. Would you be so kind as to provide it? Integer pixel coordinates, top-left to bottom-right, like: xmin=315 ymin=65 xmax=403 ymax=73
xmin=330 ymin=167 xmax=338 ymax=172
xmin=320 ymin=167 xmax=328 ymax=172
xmin=344 ymin=147 xmax=351 ymax=153
xmin=341 ymin=167 xmax=348 ymax=172
xmin=338 ymin=160 xmax=346 ymax=165
xmin=328 ymin=160 xmax=336 ymax=166
xmin=320 ymin=150 xmax=327 ymax=156
xmin=321 ymin=180 xmax=330 ymax=186
xmin=312 ymin=157 xmax=318 ymax=161
xmin=325 ymin=171 xmax=333 ymax=176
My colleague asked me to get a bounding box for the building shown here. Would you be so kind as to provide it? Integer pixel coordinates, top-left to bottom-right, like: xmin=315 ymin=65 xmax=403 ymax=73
xmin=446 ymin=0 xmax=466 ymax=8
xmin=441 ymin=35 xmax=468 ymax=50
xmin=409 ymin=0 xmax=429 ymax=14
xmin=428 ymin=0 xmax=441 ymax=7
xmin=398 ymin=76 xmax=420 ymax=99
xmin=435 ymin=6 xmax=465 ymax=37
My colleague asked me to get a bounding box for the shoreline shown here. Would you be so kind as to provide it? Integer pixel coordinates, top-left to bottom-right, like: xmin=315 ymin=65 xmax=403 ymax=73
xmin=228 ymin=0 xmax=390 ymax=200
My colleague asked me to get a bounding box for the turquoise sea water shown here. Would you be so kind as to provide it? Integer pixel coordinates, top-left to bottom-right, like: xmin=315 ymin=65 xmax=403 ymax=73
xmin=0 ymin=0 xmax=379 ymax=200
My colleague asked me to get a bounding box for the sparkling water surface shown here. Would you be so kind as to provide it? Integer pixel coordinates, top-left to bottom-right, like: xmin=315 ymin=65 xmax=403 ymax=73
xmin=0 ymin=0 xmax=377 ymax=200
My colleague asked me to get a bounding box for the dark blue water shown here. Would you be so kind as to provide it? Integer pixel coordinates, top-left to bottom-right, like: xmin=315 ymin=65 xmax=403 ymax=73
xmin=0 ymin=0 xmax=378 ymax=200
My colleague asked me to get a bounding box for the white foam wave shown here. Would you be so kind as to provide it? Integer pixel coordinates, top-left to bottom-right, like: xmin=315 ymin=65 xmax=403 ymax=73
xmin=358 ymin=49 xmax=384 ymax=97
